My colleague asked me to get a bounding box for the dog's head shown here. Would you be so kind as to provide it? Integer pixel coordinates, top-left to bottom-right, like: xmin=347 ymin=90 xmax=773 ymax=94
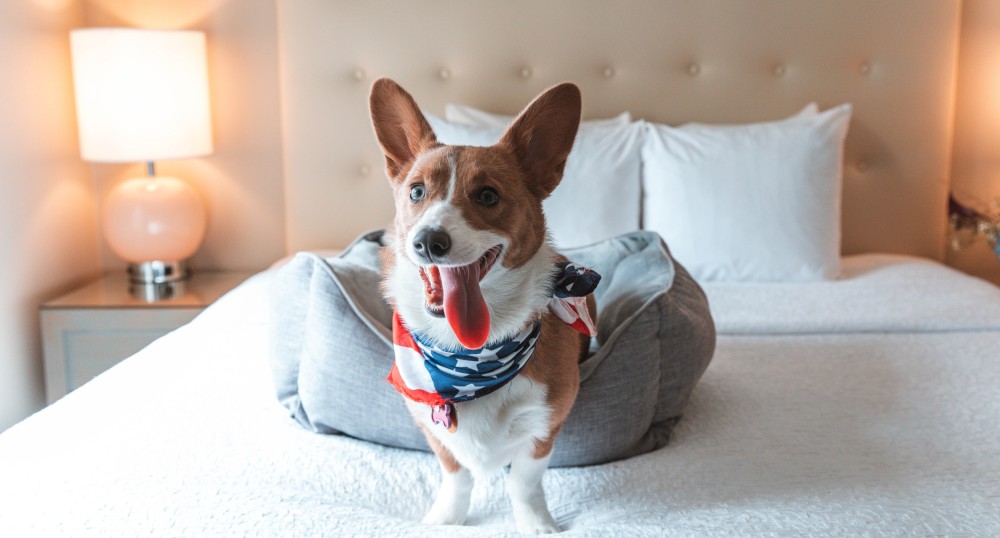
xmin=369 ymin=78 xmax=581 ymax=349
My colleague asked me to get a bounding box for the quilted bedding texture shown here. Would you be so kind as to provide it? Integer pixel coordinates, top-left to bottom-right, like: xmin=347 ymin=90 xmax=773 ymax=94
xmin=1 ymin=256 xmax=999 ymax=536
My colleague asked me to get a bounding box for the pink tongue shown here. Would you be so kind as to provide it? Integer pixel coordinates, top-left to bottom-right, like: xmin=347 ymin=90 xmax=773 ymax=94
xmin=440 ymin=264 xmax=490 ymax=349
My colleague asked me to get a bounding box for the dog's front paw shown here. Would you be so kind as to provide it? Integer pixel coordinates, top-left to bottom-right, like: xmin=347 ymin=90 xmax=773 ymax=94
xmin=421 ymin=506 xmax=466 ymax=526
xmin=514 ymin=507 xmax=560 ymax=534
xmin=422 ymin=467 xmax=473 ymax=526
xmin=422 ymin=491 xmax=469 ymax=527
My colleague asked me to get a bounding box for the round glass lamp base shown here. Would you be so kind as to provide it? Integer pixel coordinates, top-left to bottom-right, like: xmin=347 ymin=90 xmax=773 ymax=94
xmin=103 ymin=175 xmax=207 ymax=281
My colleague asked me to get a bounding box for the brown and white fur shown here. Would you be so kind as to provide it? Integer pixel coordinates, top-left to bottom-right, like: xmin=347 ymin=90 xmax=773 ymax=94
xmin=369 ymin=78 xmax=594 ymax=534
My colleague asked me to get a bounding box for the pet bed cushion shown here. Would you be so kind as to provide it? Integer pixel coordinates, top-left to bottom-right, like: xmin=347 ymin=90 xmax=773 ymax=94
xmin=269 ymin=230 xmax=715 ymax=467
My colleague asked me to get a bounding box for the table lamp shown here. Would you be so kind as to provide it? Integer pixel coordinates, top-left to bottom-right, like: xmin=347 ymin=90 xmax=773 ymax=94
xmin=70 ymin=28 xmax=213 ymax=285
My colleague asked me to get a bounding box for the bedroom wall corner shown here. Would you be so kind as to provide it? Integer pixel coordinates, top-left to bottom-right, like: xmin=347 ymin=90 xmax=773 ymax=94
xmin=950 ymin=0 xmax=1000 ymax=285
xmin=0 ymin=0 xmax=102 ymax=432
xmin=80 ymin=0 xmax=287 ymax=272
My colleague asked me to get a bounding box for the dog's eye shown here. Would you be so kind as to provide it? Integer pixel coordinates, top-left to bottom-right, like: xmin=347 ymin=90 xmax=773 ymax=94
xmin=476 ymin=187 xmax=499 ymax=207
xmin=409 ymin=184 xmax=426 ymax=202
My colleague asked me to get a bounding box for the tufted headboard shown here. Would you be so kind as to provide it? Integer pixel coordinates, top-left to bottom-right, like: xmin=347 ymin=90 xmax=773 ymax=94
xmin=276 ymin=0 xmax=960 ymax=259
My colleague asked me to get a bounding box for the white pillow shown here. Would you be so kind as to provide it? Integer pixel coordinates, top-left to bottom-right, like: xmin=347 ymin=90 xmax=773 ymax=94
xmin=641 ymin=104 xmax=852 ymax=282
xmin=445 ymin=103 xmax=632 ymax=129
xmin=425 ymin=113 xmax=643 ymax=249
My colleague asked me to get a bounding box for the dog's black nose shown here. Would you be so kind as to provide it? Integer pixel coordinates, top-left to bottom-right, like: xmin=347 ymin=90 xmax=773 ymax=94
xmin=413 ymin=228 xmax=451 ymax=261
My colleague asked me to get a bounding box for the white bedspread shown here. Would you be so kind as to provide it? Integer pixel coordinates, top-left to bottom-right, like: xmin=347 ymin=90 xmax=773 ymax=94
xmin=705 ymin=253 xmax=1000 ymax=334
xmin=1 ymin=256 xmax=999 ymax=536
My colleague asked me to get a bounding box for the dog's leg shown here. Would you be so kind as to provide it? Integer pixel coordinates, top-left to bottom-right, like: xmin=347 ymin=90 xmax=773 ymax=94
xmin=424 ymin=465 xmax=473 ymax=525
xmin=421 ymin=430 xmax=473 ymax=526
xmin=508 ymin=442 xmax=559 ymax=534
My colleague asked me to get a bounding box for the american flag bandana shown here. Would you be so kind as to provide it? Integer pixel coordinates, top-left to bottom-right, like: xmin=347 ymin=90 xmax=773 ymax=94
xmin=388 ymin=311 xmax=542 ymax=407
xmin=387 ymin=262 xmax=601 ymax=412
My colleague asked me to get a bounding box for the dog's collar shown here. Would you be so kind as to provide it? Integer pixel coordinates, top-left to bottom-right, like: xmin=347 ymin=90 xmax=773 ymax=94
xmin=387 ymin=262 xmax=601 ymax=427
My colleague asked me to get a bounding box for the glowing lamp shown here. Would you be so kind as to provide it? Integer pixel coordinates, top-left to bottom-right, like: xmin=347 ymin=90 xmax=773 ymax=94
xmin=70 ymin=28 xmax=212 ymax=284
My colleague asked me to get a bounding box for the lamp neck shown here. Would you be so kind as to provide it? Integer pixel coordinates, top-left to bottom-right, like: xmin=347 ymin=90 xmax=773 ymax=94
xmin=145 ymin=161 xmax=156 ymax=178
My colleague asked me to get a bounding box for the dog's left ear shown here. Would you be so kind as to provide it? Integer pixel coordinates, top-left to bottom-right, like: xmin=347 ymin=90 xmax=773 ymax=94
xmin=369 ymin=78 xmax=438 ymax=184
xmin=499 ymin=83 xmax=581 ymax=198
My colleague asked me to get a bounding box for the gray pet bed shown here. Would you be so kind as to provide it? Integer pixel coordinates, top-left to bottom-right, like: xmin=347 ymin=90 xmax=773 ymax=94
xmin=269 ymin=230 xmax=715 ymax=467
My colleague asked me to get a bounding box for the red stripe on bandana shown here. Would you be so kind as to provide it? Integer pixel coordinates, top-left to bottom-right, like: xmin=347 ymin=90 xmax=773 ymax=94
xmin=387 ymin=362 xmax=448 ymax=406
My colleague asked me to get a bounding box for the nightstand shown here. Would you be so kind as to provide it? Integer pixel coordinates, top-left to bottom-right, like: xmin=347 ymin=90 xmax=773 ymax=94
xmin=40 ymin=271 xmax=254 ymax=403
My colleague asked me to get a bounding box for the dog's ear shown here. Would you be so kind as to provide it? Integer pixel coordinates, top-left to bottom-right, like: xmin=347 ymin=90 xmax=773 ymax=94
xmin=498 ymin=83 xmax=581 ymax=198
xmin=369 ymin=78 xmax=438 ymax=183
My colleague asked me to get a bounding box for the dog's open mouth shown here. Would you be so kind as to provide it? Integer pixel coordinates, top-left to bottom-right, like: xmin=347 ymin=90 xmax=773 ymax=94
xmin=419 ymin=245 xmax=502 ymax=348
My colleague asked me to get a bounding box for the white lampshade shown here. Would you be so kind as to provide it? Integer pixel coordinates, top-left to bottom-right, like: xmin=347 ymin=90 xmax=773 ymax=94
xmin=70 ymin=28 xmax=213 ymax=162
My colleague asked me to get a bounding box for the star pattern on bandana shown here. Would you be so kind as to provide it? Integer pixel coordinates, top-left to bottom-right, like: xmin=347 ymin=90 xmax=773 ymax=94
xmin=453 ymin=383 xmax=478 ymax=399
xmin=453 ymin=357 xmax=481 ymax=371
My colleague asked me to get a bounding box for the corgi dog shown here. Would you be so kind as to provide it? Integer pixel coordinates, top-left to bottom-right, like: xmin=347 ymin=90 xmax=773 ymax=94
xmin=369 ymin=78 xmax=599 ymax=534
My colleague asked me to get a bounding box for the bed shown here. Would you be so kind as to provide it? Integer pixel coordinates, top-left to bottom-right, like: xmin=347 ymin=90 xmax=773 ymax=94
xmin=2 ymin=254 xmax=999 ymax=536
xmin=4 ymin=1 xmax=1000 ymax=535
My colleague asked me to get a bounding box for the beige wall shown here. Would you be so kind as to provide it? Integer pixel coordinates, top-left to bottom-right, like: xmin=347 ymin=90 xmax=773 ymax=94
xmin=65 ymin=0 xmax=999 ymax=281
xmin=950 ymin=0 xmax=1000 ymax=285
xmin=82 ymin=0 xmax=287 ymax=271
xmin=0 ymin=0 xmax=102 ymax=431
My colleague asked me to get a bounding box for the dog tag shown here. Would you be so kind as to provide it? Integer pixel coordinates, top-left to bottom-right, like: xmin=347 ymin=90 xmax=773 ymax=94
xmin=431 ymin=403 xmax=457 ymax=433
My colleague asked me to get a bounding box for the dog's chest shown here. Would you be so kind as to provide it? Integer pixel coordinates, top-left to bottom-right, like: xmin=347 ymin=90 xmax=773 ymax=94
xmin=407 ymin=375 xmax=552 ymax=476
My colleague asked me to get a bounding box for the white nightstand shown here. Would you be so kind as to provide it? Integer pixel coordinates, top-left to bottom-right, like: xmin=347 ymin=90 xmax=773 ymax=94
xmin=40 ymin=271 xmax=254 ymax=403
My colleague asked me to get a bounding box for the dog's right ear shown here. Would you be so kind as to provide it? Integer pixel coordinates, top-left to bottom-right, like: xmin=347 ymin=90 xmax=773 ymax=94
xmin=369 ymin=78 xmax=438 ymax=184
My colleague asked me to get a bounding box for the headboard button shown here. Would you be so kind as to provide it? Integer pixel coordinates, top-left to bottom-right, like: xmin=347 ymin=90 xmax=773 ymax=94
xmin=353 ymin=68 xmax=366 ymax=81
xmin=687 ymin=63 xmax=701 ymax=76
xmin=859 ymin=61 xmax=872 ymax=76
xmin=359 ymin=164 xmax=371 ymax=176
xmin=603 ymin=67 xmax=615 ymax=78
xmin=520 ymin=67 xmax=533 ymax=79
xmin=855 ymin=160 xmax=871 ymax=173
xmin=439 ymin=68 xmax=451 ymax=80
xmin=773 ymin=64 xmax=787 ymax=77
